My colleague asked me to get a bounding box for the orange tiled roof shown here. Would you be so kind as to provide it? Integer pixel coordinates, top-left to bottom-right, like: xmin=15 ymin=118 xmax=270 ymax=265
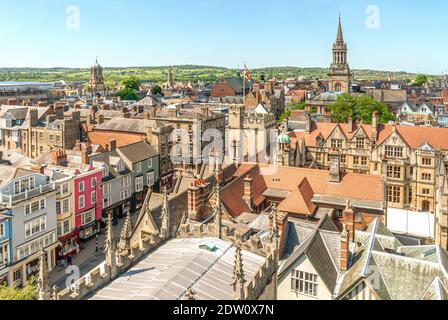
xmin=289 ymin=122 xmax=448 ymax=151
xmin=221 ymin=163 xmax=382 ymax=217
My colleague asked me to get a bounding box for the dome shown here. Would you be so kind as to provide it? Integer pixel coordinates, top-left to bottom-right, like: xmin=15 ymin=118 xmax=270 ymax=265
xmin=277 ymin=133 xmax=291 ymax=144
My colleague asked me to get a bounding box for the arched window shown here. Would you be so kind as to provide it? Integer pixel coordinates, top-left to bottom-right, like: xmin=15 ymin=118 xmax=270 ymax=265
xmin=421 ymin=200 xmax=430 ymax=212
xmin=335 ymin=83 xmax=342 ymax=92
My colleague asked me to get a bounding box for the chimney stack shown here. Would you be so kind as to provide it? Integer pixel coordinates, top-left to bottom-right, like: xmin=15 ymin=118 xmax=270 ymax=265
xmin=244 ymin=175 xmax=254 ymax=209
xmin=348 ymin=117 xmax=353 ymax=134
xmin=329 ymin=148 xmax=341 ymax=183
xmin=340 ymin=224 xmax=350 ymax=272
xmin=97 ymin=114 xmax=104 ymax=125
xmin=108 ymin=139 xmax=117 ymax=152
xmin=371 ymin=111 xmax=379 ymax=144
xmin=187 ymin=179 xmax=210 ymax=221
xmin=50 ymin=149 xmax=67 ymax=166
xmin=324 ymin=111 xmax=333 ymax=123
xmin=343 ymin=200 xmax=355 ymax=242
xmin=7 ymin=98 xmax=18 ymax=106
xmin=54 ymin=106 xmax=64 ymax=120
xmin=28 ymin=109 xmax=39 ymax=127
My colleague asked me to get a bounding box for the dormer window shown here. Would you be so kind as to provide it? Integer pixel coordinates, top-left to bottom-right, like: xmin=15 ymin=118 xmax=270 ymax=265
xmin=356 ymin=137 xmax=365 ymax=149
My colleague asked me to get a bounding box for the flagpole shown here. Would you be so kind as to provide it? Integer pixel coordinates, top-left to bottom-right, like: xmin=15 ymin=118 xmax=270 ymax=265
xmin=243 ymin=61 xmax=246 ymax=107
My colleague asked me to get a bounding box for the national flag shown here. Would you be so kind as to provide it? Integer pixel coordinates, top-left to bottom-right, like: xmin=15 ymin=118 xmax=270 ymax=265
xmin=244 ymin=64 xmax=251 ymax=81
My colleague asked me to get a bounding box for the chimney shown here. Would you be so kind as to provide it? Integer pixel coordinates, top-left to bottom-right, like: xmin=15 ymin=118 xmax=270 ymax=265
xmin=86 ymin=114 xmax=92 ymax=127
xmin=108 ymin=139 xmax=117 ymax=152
xmin=97 ymin=114 xmax=104 ymax=125
xmin=371 ymin=111 xmax=379 ymax=144
xmin=324 ymin=111 xmax=333 ymax=123
xmin=343 ymin=200 xmax=355 ymax=242
xmin=71 ymin=111 xmax=80 ymax=122
xmin=74 ymin=140 xmax=82 ymax=151
xmin=28 ymin=109 xmax=39 ymax=127
xmin=214 ymin=150 xmax=223 ymax=185
xmin=7 ymin=98 xmax=17 ymax=106
xmin=265 ymin=81 xmax=273 ymax=94
xmin=348 ymin=117 xmax=353 ymax=134
xmin=54 ymin=106 xmax=64 ymax=119
xmin=187 ymin=179 xmax=210 ymax=221
xmin=329 ymin=148 xmax=341 ymax=183
xmin=81 ymin=150 xmax=89 ymax=165
xmin=51 ymin=149 xmax=67 ymax=166
xmin=31 ymin=164 xmax=46 ymax=174
xmin=305 ymin=113 xmax=312 ymax=133
xmin=244 ymin=175 xmax=254 ymax=209
xmin=37 ymin=101 xmax=47 ymax=108
xmin=340 ymin=224 xmax=350 ymax=272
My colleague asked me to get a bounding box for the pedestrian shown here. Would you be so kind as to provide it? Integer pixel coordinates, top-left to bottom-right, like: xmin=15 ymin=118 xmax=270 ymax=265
xmin=67 ymin=255 xmax=73 ymax=266
xmin=95 ymin=234 xmax=99 ymax=252
xmin=75 ymin=242 xmax=80 ymax=255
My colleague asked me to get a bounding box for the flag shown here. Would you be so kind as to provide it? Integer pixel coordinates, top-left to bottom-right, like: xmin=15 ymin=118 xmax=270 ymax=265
xmin=244 ymin=64 xmax=251 ymax=81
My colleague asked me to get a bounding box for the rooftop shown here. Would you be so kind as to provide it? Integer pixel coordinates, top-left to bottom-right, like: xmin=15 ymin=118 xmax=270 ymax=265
xmin=89 ymin=237 xmax=265 ymax=300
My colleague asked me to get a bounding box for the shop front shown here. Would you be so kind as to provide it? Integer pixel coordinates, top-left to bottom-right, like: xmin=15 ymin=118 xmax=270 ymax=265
xmin=56 ymin=230 xmax=80 ymax=259
xmin=79 ymin=221 xmax=100 ymax=242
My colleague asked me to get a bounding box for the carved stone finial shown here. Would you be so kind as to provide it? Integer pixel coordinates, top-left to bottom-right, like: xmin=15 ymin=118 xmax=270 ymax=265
xmin=232 ymin=241 xmax=246 ymax=300
xmin=269 ymin=205 xmax=280 ymax=253
xmin=37 ymin=249 xmax=51 ymax=300
xmin=214 ymin=184 xmax=222 ymax=239
xmin=185 ymin=288 xmax=197 ymax=300
xmin=160 ymin=188 xmax=170 ymax=239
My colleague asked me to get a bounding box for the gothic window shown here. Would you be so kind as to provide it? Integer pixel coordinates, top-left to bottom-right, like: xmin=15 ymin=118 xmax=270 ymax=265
xmin=335 ymin=83 xmax=342 ymax=92
xmin=356 ymin=137 xmax=365 ymax=149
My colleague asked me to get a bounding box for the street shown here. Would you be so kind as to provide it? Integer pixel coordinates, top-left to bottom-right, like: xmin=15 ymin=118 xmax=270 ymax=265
xmin=49 ymin=210 xmax=141 ymax=291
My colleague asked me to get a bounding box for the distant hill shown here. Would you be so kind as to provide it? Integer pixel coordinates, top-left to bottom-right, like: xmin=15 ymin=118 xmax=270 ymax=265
xmin=0 ymin=65 xmax=435 ymax=83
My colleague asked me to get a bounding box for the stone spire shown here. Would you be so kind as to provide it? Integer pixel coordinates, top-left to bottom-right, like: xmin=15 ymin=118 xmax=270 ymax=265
xmin=119 ymin=209 xmax=133 ymax=252
xmin=37 ymin=249 xmax=51 ymax=300
xmin=160 ymin=188 xmax=170 ymax=239
xmin=336 ymin=13 xmax=344 ymax=43
xmin=232 ymin=242 xmax=246 ymax=300
xmin=105 ymin=211 xmax=118 ymax=279
xmin=214 ymin=184 xmax=222 ymax=239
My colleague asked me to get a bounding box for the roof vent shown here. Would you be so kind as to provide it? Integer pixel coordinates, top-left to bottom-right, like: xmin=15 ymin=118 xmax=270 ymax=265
xmin=420 ymin=248 xmax=436 ymax=259
xmin=199 ymin=241 xmax=218 ymax=252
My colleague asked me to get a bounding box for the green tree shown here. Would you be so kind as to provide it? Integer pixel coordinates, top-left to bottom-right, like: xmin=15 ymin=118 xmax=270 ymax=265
xmin=0 ymin=280 xmax=37 ymax=300
xmin=150 ymin=84 xmax=163 ymax=96
xmin=115 ymin=88 xmax=139 ymax=101
xmin=413 ymin=74 xmax=428 ymax=86
xmin=329 ymin=94 xmax=395 ymax=124
xmin=122 ymin=76 xmax=141 ymax=91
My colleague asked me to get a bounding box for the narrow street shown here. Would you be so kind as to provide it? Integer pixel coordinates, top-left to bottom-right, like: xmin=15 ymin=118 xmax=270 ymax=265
xmin=49 ymin=210 xmax=141 ymax=291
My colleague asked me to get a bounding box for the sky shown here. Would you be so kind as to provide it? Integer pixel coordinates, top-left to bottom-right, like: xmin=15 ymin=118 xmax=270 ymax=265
xmin=0 ymin=0 xmax=447 ymax=74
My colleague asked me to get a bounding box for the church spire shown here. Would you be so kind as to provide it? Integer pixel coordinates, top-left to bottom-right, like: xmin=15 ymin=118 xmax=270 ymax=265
xmin=336 ymin=13 xmax=344 ymax=43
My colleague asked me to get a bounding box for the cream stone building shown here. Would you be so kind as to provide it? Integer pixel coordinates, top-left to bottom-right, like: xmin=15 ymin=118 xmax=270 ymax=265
xmin=228 ymin=104 xmax=276 ymax=164
xmin=285 ymin=111 xmax=448 ymax=249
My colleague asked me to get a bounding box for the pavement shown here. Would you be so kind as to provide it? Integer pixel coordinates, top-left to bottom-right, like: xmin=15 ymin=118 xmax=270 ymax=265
xmin=49 ymin=210 xmax=141 ymax=291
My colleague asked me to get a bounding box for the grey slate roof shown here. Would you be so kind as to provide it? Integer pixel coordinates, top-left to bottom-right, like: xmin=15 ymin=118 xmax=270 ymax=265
xmin=279 ymin=215 xmax=341 ymax=294
xmin=94 ymin=118 xmax=161 ymax=134
xmin=117 ymin=141 xmax=158 ymax=164
xmin=89 ymin=237 xmax=266 ymax=300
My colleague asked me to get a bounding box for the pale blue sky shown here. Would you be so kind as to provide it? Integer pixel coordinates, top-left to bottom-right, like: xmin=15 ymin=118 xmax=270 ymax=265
xmin=0 ymin=0 xmax=446 ymax=74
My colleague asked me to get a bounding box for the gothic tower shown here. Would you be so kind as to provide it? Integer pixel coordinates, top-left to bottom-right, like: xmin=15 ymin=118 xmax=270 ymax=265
xmin=89 ymin=57 xmax=105 ymax=95
xmin=328 ymin=15 xmax=351 ymax=93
